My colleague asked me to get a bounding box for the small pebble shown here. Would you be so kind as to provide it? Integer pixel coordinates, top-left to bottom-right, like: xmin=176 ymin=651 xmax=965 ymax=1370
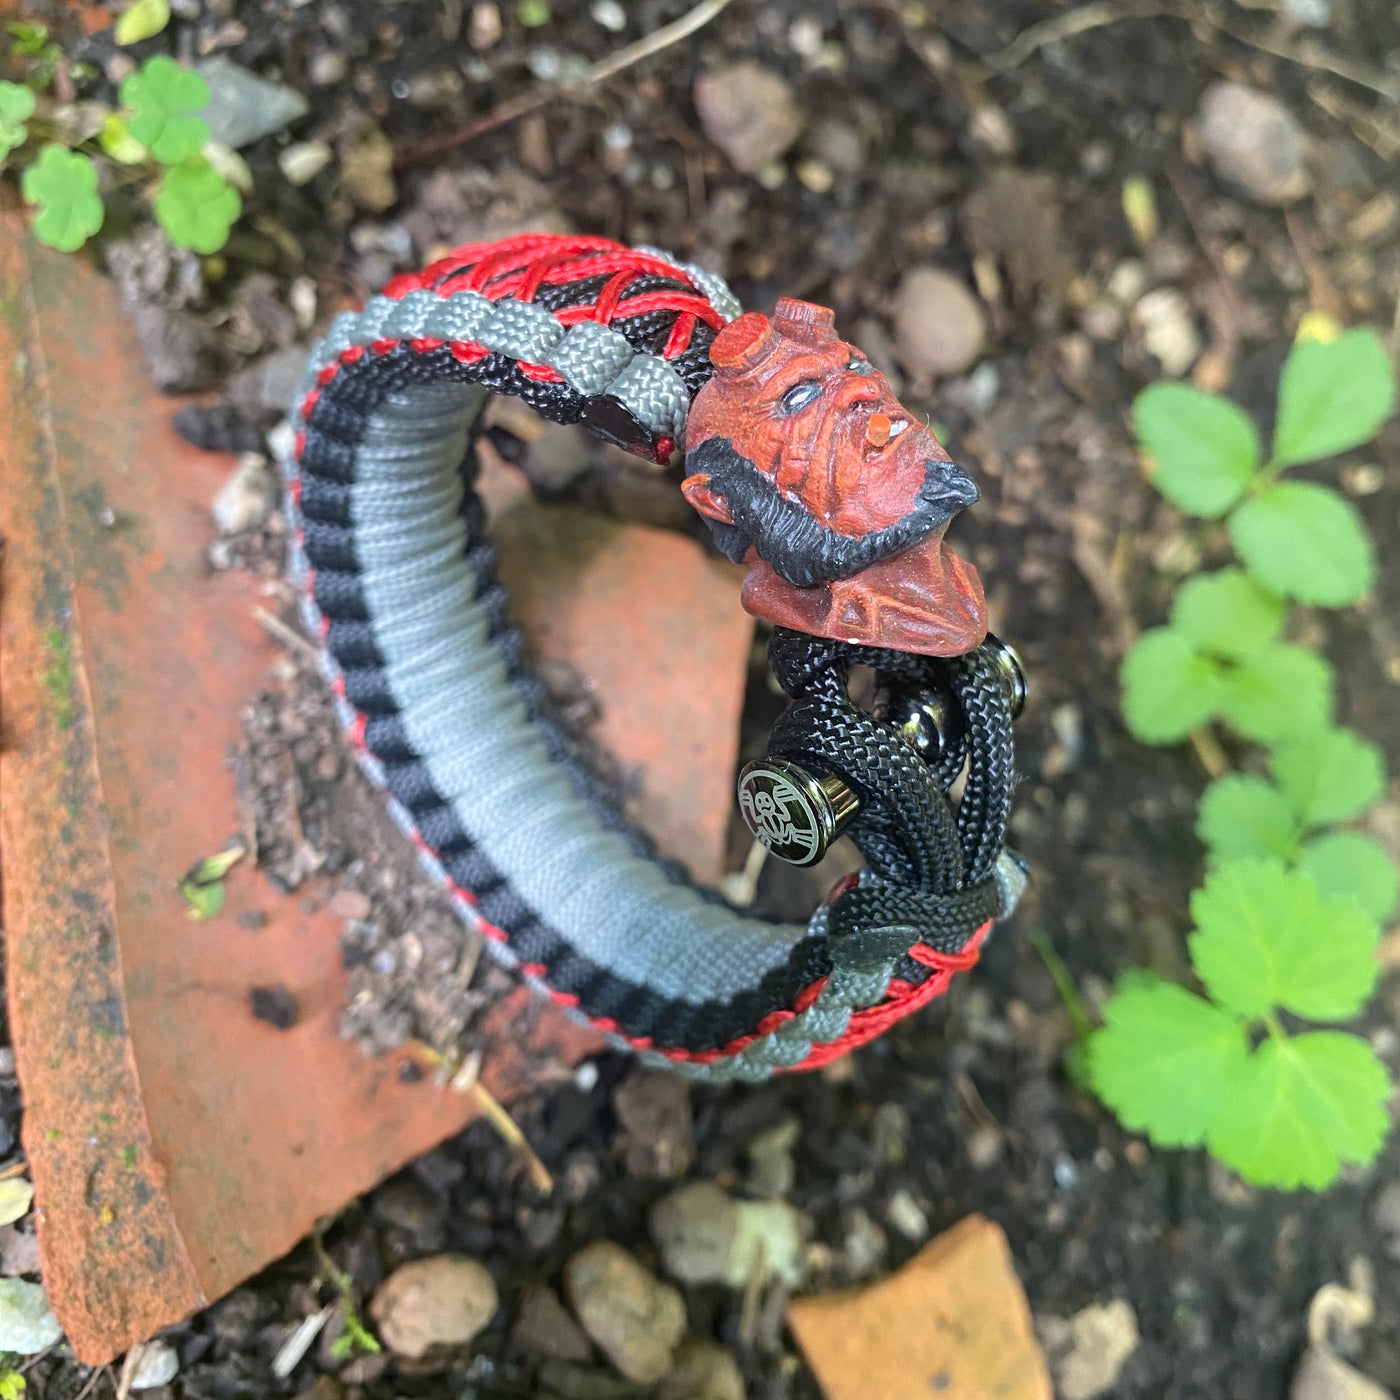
xmin=564 ymin=1241 xmax=686 ymax=1385
xmin=892 ymin=267 xmax=986 ymax=381
xmin=612 ymin=1067 xmax=694 ymax=1180
xmin=329 ymin=889 xmax=372 ymax=921
xmin=796 ymin=159 xmax=834 ymax=194
xmin=1373 ymin=1182 xmax=1400 ymax=1236
xmin=279 ymin=141 xmax=333 ymax=187
xmin=1040 ymin=1300 xmax=1140 ymax=1400
xmin=694 ymin=63 xmax=803 ymax=175
xmin=590 ymin=0 xmax=626 ymax=30
xmin=966 ymin=1123 xmax=1004 ymax=1169
xmin=745 ymin=1116 xmax=800 ymax=1198
xmin=307 ymin=51 xmax=348 ymax=87
xmin=129 ymin=1340 xmax=180 ymax=1391
xmin=510 ymin=1284 xmax=592 ymax=1362
xmin=370 ymin=1255 xmax=498 ymax=1359
xmin=211 ymin=454 xmax=277 ymax=536
xmin=885 ymin=1188 xmax=929 ymax=1241
xmin=1132 ymin=287 xmax=1200 ymax=377
xmin=1197 ymin=81 xmax=1310 ymax=206
xmin=656 ymin=1340 xmax=746 ymax=1400
xmin=650 ymin=1182 xmax=738 ymax=1285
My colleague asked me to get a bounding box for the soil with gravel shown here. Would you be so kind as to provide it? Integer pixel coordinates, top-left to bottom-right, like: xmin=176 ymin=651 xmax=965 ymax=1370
xmin=6 ymin=0 xmax=1400 ymax=1397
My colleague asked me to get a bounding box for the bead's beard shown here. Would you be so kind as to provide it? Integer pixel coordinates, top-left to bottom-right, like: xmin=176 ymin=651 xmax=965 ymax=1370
xmin=682 ymin=434 xmax=979 ymax=589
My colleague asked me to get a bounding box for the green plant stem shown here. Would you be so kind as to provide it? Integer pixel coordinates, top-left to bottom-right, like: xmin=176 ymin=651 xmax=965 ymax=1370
xmin=1029 ymin=930 xmax=1096 ymax=1044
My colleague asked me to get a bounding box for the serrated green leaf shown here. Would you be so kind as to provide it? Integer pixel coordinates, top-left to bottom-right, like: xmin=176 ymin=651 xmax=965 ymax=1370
xmin=0 ymin=81 xmax=36 ymax=161
xmin=1298 ymin=832 xmax=1399 ymax=923
xmin=114 ymin=0 xmax=170 ymax=45
xmin=1269 ymin=728 xmax=1386 ymax=828
xmin=1189 ymin=858 xmax=1379 ymax=1021
xmin=121 ymin=55 xmax=209 ymax=164
xmin=1169 ymin=569 xmax=1283 ymax=659
xmin=1088 ymin=977 xmax=1249 ymax=1147
xmin=1206 ymin=1032 xmax=1391 ymax=1189
xmin=0 ymin=1180 xmax=33 ymax=1227
xmin=154 ymin=155 xmax=241 ymax=253
xmin=1216 ymin=642 xmax=1333 ymax=744
xmin=1132 ymin=383 xmax=1260 ymax=518
xmin=1196 ymin=774 xmax=1297 ymax=862
xmin=1120 ymin=627 xmax=1223 ymax=745
xmin=0 ymin=1369 xmax=25 ymax=1400
xmin=1229 ymin=481 xmax=1375 ymax=607
xmin=1273 ymin=328 xmax=1397 ymax=469
xmin=20 ymin=144 xmax=104 ymax=251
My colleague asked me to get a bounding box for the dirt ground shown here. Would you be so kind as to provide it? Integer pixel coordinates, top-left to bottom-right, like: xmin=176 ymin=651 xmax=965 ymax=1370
xmin=7 ymin=0 xmax=1400 ymax=1395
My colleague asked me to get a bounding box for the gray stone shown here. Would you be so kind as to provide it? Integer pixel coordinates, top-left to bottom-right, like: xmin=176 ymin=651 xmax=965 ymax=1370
xmin=370 ymin=1174 xmax=448 ymax=1238
xmin=0 ymin=1279 xmax=62 ymax=1354
xmin=1198 ymin=82 xmax=1310 ymax=206
xmin=509 ymin=1284 xmax=592 ymax=1362
xmin=563 ymin=1241 xmax=686 ymax=1385
xmin=694 ymin=63 xmax=803 ymax=174
xmin=197 ymin=58 xmax=309 ymax=149
xmin=130 ymin=304 xmax=221 ymax=393
xmin=650 ymin=1182 xmax=739 ymax=1285
xmin=369 ymin=1255 xmax=498 ymax=1359
xmin=892 ymin=267 xmax=986 ymax=382
xmin=228 ymin=345 xmax=308 ymax=418
xmin=651 ymin=1182 xmax=805 ymax=1289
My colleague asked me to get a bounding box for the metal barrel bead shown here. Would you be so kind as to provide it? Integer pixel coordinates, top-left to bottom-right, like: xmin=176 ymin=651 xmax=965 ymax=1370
xmin=737 ymin=757 xmax=861 ymax=866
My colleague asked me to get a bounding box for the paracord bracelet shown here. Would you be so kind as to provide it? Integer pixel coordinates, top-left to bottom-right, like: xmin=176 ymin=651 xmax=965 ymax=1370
xmin=285 ymin=234 xmax=1026 ymax=1082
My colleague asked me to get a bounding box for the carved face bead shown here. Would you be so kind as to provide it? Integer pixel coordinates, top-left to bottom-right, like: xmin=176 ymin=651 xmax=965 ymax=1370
xmin=681 ymin=299 xmax=988 ymax=658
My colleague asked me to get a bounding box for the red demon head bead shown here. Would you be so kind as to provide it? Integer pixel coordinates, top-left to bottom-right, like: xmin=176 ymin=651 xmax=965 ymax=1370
xmin=681 ymin=298 xmax=988 ymax=657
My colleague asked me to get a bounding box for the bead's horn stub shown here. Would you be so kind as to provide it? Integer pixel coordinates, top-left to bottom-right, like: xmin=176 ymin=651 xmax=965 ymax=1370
xmin=707 ymin=312 xmax=780 ymax=374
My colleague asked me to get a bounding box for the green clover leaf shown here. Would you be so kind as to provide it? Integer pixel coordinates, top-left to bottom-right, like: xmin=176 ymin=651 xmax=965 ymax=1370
xmin=21 ymin=144 xmax=104 ymax=252
xmin=1272 ymin=328 xmax=1397 ymax=469
xmin=0 ymin=80 xmax=36 ymax=162
xmin=121 ymin=55 xmax=209 ymax=164
xmin=1215 ymin=642 xmax=1333 ymax=744
xmin=1189 ymin=858 xmax=1379 ymax=1023
xmin=1132 ymin=382 xmax=1260 ymax=518
xmin=1088 ymin=976 xmax=1249 ymax=1148
xmin=154 ymin=155 xmax=241 ymax=253
xmin=1119 ymin=627 xmax=1223 ymax=745
xmin=1297 ymin=832 xmax=1399 ymax=924
xmin=1196 ymin=774 xmax=1296 ymax=863
xmin=1169 ymin=568 xmax=1283 ymax=659
xmin=1269 ymin=727 xmax=1386 ymax=828
xmin=1205 ymin=1032 xmax=1390 ymax=1189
